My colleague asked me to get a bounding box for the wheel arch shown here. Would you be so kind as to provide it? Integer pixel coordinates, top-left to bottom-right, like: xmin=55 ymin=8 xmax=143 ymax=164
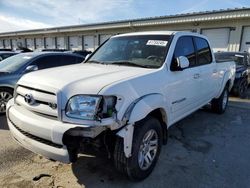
xmin=123 ymin=93 xmax=169 ymax=145
xmin=0 ymin=86 xmax=14 ymax=92
xmin=117 ymin=94 xmax=169 ymax=158
xmin=124 ymin=93 xmax=169 ymax=125
xmin=147 ymin=109 xmax=168 ymax=145
xmin=215 ymin=71 xmax=234 ymax=98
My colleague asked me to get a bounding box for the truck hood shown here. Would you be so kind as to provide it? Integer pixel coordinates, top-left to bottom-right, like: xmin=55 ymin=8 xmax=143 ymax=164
xmin=18 ymin=63 xmax=154 ymax=95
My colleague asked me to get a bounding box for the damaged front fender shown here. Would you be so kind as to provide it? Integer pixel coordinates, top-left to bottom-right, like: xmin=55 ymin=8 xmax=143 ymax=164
xmin=117 ymin=93 xmax=168 ymax=158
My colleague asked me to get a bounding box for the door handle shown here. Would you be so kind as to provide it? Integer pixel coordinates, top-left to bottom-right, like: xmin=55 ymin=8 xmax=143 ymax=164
xmin=213 ymin=69 xmax=217 ymax=73
xmin=193 ymin=73 xmax=200 ymax=79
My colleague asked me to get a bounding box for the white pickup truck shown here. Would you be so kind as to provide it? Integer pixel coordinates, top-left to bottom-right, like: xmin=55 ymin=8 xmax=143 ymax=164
xmin=7 ymin=31 xmax=235 ymax=180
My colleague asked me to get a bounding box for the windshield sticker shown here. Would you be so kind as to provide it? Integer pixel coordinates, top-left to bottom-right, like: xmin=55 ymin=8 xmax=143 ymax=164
xmin=23 ymin=56 xmax=32 ymax=59
xmin=146 ymin=40 xmax=168 ymax=46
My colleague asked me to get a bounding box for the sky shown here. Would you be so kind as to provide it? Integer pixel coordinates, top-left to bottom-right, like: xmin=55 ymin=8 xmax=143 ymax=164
xmin=0 ymin=0 xmax=249 ymax=33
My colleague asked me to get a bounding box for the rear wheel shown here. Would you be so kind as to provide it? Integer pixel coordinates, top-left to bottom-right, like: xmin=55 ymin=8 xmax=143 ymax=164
xmin=0 ymin=88 xmax=13 ymax=114
xmin=211 ymin=86 xmax=229 ymax=114
xmin=237 ymin=79 xmax=248 ymax=98
xmin=114 ymin=116 xmax=162 ymax=181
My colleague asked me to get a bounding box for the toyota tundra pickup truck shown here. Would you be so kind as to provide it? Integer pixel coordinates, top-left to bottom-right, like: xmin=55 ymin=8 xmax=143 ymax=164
xmin=6 ymin=31 xmax=235 ymax=180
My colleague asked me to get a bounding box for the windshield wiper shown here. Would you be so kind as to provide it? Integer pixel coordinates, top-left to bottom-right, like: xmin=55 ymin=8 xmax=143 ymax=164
xmin=87 ymin=60 xmax=157 ymax=68
xmin=86 ymin=60 xmax=105 ymax=64
xmin=111 ymin=61 xmax=153 ymax=68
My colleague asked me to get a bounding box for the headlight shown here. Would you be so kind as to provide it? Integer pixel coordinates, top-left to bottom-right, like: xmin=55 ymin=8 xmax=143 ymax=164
xmin=66 ymin=95 xmax=116 ymax=120
xmin=66 ymin=95 xmax=101 ymax=120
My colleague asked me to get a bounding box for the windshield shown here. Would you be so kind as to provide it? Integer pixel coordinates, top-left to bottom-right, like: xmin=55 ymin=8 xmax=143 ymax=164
xmin=215 ymin=53 xmax=245 ymax=65
xmin=0 ymin=53 xmax=34 ymax=73
xmin=88 ymin=35 xmax=171 ymax=68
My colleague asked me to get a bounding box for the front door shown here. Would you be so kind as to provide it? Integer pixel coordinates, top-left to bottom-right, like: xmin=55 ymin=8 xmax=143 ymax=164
xmin=166 ymin=36 xmax=202 ymax=123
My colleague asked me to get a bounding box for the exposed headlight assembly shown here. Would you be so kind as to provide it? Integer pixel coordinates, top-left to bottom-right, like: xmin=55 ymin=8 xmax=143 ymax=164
xmin=66 ymin=95 xmax=116 ymax=120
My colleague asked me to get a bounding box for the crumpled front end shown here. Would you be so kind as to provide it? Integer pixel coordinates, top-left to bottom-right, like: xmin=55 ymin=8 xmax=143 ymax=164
xmin=6 ymin=84 xmax=119 ymax=163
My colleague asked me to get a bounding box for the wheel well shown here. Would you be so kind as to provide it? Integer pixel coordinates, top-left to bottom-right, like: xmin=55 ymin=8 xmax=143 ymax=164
xmin=0 ymin=87 xmax=14 ymax=93
xmin=148 ymin=108 xmax=168 ymax=145
xmin=226 ymin=79 xmax=232 ymax=91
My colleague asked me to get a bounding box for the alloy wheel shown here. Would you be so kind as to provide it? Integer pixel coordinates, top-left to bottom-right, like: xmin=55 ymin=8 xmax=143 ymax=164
xmin=138 ymin=129 xmax=158 ymax=170
xmin=0 ymin=91 xmax=13 ymax=113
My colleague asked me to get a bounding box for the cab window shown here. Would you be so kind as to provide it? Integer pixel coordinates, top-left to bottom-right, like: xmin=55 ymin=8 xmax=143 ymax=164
xmin=194 ymin=37 xmax=212 ymax=65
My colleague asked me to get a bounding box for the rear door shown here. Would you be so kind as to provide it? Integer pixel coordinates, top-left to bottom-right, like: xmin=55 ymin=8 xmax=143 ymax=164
xmin=193 ymin=37 xmax=216 ymax=101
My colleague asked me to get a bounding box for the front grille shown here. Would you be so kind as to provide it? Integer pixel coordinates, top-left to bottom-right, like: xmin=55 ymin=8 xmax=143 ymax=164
xmin=10 ymin=119 xmax=63 ymax=149
xmin=15 ymin=85 xmax=58 ymax=117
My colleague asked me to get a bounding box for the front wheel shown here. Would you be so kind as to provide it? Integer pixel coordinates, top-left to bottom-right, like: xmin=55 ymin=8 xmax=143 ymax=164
xmin=0 ymin=88 xmax=13 ymax=114
xmin=211 ymin=86 xmax=229 ymax=114
xmin=114 ymin=117 xmax=162 ymax=181
xmin=114 ymin=116 xmax=162 ymax=181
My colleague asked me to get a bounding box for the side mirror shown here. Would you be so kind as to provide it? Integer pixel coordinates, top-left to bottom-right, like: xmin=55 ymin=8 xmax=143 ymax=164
xmin=25 ymin=65 xmax=38 ymax=73
xmin=177 ymin=56 xmax=190 ymax=69
xmin=171 ymin=56 xmax=190 ymax=71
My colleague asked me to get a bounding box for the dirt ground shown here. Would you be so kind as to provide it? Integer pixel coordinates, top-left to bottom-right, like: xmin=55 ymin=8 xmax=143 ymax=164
xmin=0 ymin=89 xmax=250 ymax=188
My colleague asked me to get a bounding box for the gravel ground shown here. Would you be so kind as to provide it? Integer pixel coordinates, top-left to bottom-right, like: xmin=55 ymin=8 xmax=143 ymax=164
xmin=0 ymin=89 xmax=250 ymax=188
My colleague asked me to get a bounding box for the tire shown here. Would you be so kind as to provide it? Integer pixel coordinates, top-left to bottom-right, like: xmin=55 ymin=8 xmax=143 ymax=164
xmin=0 ymin=88 xmax=13 ymax=114
xmin=114 ymin=116 xmax=162 ymax=181
xmin=211 ymin=86 xmax=229 ymax=114
xmin=237 ymin=79 xmax=248 ymax=98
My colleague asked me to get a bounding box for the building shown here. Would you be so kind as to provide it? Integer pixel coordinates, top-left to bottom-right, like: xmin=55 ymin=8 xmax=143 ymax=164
xmin=0 ymin=7 xmax=250 ymax=53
